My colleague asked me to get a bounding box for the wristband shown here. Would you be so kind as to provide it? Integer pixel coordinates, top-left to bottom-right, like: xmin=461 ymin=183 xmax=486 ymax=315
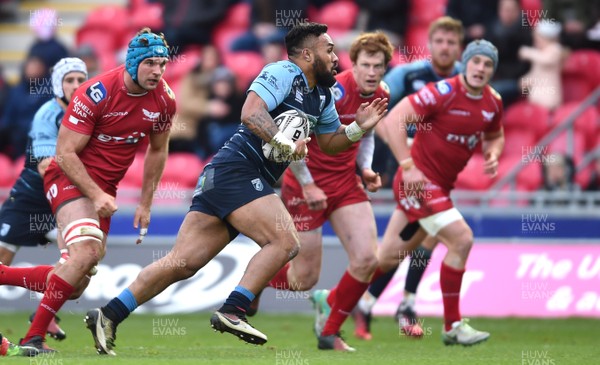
xmin=345 ymin=121 xmax=365 ymax=142
xmin=270 ymin=131 xmax=296 ymax=157
xmin=400 ymin=157 xmax=414 ymax=171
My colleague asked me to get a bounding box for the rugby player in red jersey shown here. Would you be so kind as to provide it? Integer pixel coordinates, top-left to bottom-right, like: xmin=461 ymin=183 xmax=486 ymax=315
xmin=378 ymin=39 xmax=504 ymax=346
xmin=0 ymin=28 xmax=175 ymax=353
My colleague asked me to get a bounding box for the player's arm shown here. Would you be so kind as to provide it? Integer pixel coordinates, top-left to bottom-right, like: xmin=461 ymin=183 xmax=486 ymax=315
xmin=289 ymin=160 xmax=327 ymax=210
xmin=55 ymin=126 xmax=116 ymax=217
xmin=134 ymin=130 xmax=170 ymax=243
xmin=316 ymin=98 xmax=388 ymax=155
xmin=37 ymin=158 xmax=53 ymax=177
xmin=241 ymin=91 xmax=309 ymax=159
xmin=356 ymin=130 xmax=381 ymax=192
xmin=482 ymin=128 xmax=504 ymax=177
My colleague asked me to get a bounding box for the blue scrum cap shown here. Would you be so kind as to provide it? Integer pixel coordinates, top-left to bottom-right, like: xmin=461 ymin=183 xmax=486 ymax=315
xmin=125 ymin=30 xmax=169 ymax=83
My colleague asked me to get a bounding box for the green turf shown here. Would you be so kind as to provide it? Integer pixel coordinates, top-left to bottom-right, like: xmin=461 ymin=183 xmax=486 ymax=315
xmin=1 ymin=312 xmax=598 ymax=364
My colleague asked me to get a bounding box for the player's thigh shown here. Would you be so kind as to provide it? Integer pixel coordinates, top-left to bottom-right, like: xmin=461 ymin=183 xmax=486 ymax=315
xmin=56 ymin=198 xmax=107 ymax=254
xmin=289 ymin=228 xmax=323 ymax=276
xmin=228 ymin=194 xmax=299 ymax=249
xmin=329 ymin=201 xmax=377 ymax=263
xmin=379 ymin=209 xmax=426 ymax=263
xmin=169 ymin=211 xmax=231 ymax=271
xmin=434 ymin=218 xmax=473 ymax=250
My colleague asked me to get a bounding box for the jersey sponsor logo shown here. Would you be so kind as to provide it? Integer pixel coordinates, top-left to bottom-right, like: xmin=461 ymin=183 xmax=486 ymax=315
xmin=251 ymin=178 xmax=264 ymax=191
xmin=257 ymin=71 xmax=279 ymax=90
xmin=295 ymin=88 xmax=304 ymax=103
xmin=446 ymin=132 xmax=481 ymax=150
xmin=435 ymin=80 xmax=452 ymax=95
xmin=163 ymin=82 xmax=175 ymax=100
xmin=331 ymin=82 xmax=345 ymax=101
xmin=72 ymin=96 xmax=93 ymax=118
xmin=448 ymin=109 xmax=471 ymax=116
xmin=68 ymin=115 xmax=84 ymax=125
xmin=412 ymin=79 xmax=426 ymax=91
xmin=142 ymin=108 xmax=160 ymax=122
xmin=417 ymin=87 xmax=436 ymax=106
xmin=97 ymin=131 xmax=146 ymax=144
xmin=86 ymin=81 xmax=107 ymax=104
xmin=102 ymin=111 xmax=129 ymax=118
xmin=482 ymin=110 xmax=495 ymax=122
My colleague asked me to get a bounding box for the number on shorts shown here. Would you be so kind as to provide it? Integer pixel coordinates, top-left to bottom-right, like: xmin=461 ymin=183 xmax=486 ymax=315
xmin=400 ymin=196 xmax=421 ymax=210
xmin=46 ymin=183 xmax=58 ymax=202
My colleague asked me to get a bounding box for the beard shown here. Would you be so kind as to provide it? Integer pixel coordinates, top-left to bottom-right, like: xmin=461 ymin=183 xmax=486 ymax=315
xmin=314 ymin=56 xmax=336 ymax=88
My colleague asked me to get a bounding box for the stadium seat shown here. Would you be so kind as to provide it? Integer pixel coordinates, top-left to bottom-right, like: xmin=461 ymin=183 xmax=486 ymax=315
xmin=503 ymin=129 xmax=538 ymax=156
xmin=547 ymin=130 xmax=586 ymax=164
xmin=551 ymin=102 xmax=599 ymax=150
xmin=561 ymin=50 xmax=600 ymax=103
xmin=129 ymin=2 xmax=164 ymax=33
xmin=404 ymin=25 xmax=431 ymax=59
xmin=79 ymin=5 xmax=129 ymax=42
xmin=119 ymin=153 xmax=145 ymax=189
xmin=223 ymin=52 xmax=266 ymax=92
xmin=519 ymin=0 xmax=542 ymax=27
xmin=336 ymin=50 xmax=353 ymax=72
xmin=455 ymin=153 xmax=494 ymax=190
xmin=0 ymin=154 xmax=15 ymax=188
xmin=315 ymin=1 xmax=359 ymax=31
xmin=515 ymin=157 xmax=543 ymax=191
xmin=161 ymin=153 xmax=204 ymax=188
xmin=409 ymin=0 xmax=447 ymax=27
xmin=220 ymin=2 xmax=251 ymax=29
xmin=163 ymin=47 xmax=202 ymax=86
xmin=503 ymin=100 xmax=550 ymax=139
xmin=211 ymin=24 xmax=247 ymax=56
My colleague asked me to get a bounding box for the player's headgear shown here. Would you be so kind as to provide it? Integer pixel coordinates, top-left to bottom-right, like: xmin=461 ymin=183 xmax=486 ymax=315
xmin=461 ymin=39 xmax=498 ymax=74
xmin=125 ymin=30 xmax=169 ymax=84
xmin=51 ymin=57 xmax=87 ymax=103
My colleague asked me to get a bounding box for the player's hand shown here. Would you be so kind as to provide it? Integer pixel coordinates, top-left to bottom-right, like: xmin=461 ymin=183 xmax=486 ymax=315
xmin=281 ymin=137 xmax=311 ymax=162
xmin=361 ymin=168 xmax=382 ymax=193
xmin=133 ymin=205 xmax=151 ymax=244
xmin=302 ymin=182 xmax=327 ymax=211
xmin=403 ymin=167 xmax=430 ymax=198
xmin=355 ymin=98 xmax=389 ymax=131
xmin=94 ymin=193 xmax=118 ymax=218
xmin=484 ymin=152 xmax=499 ymax=178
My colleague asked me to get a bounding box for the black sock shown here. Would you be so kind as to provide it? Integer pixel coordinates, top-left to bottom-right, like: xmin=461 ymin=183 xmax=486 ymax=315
xmin=102 ymin=298 xmax=130 ymax=325
xmin=368 ymin=265 xmax=398 ymax=298
xmin=405 ymin=247 xmax=432 ymax=294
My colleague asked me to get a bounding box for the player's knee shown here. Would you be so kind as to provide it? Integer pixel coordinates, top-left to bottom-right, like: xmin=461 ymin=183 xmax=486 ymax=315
xmin=350 ymin=252 xmax=378 ymax=277
xmin=451 ymin=230 xmax=474 ymax=257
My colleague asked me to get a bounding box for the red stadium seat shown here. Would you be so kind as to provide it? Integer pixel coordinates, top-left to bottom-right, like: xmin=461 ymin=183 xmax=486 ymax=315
xmin=0 ymin=154 xmax=15 ymax=188
xmin=404 ymin=25 xmax=431 ymax=60
xmin=119 ymin=153 xmax=145 ymax=189
xmin=220 ymin=2 xmax=251 ymax=29
xmin=551 ymin=103 xmax=599 ymax=150
xmin=503 ymin=129 xmax=538 ymax=157
xmin=129 ymin=2 xmax=164 ymax=33
xmin=161 ymin=153 xmax=204 ymax=188
xmin=316 ymin=1 xmax=359 ymax=31
xmin=223 ymin=52 xmax=266 ymax=92
xmin=79 ymin=5 xmax=129 ymax=41
xmin=336 ymin=51 xmax=353 ymax=72
xmin=410 ymin=0 xmax=447 ymax=27
xmin=520 ymin=0 xmax=542 ymax=27
xmin=455 ymin=153 xmax=494 ymax=190
xmin=516 ymin=158 xmax=543 ymax=191
xmin=547 ymin=130 xmax=586 ymax=164
xmin=503 ymin=101 xmax=550 ymax=139
xmin=163 ymin=47 xmax=202 ymax=86
xmin=211 ymin=24 xmax=247 ymax=56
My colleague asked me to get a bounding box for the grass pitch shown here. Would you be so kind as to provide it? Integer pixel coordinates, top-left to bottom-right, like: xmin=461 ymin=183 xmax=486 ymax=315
xmin=1 ymin=312 xmax=598 ymax=364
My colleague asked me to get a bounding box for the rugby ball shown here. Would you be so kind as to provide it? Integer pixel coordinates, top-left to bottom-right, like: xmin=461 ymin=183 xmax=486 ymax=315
xmin=262 ymin=109 xmax=310 ymax=161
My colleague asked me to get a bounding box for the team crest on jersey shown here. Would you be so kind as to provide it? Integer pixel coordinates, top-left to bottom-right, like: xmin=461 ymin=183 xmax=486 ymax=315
xmin=0 ymin=223 xmax=10 ymax=236
xmin=251 ymin=178 xmax=264 ymax=191
xmin=435 ymin=80 xmax=452 ymax=95
xmin=331 ymin=82 xmax=345 ymax=101
xmin=142 ymin=108 xmax=160 ymax=122
xmin=86 ymin=81 xmax=107 ymax=104
xmin=482 ymin=110 xmax=495 ymax=122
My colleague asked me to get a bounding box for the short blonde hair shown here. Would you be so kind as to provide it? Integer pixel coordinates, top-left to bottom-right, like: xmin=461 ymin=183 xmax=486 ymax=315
xmin=428 ymin=16 xmax=464 ymax=44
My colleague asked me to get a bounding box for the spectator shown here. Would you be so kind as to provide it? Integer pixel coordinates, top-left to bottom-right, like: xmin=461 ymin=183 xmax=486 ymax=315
xmin=159 ymin=0 xmax=235 ymax=52
xmin=231 ymin=0 xmax=309 ymax=54
xmin=487 ymin=0 xmax=532 ymax=106
xmin=542 ymin=0 xmax=600 ymax=49
xmin=199 ymin=66 xmax=245 ymax=156
xmin=354 ymin=0 xmax=409 ymax=47
xmin=585 ymin=155 xmax=600 ymax=191
xmin=0 ymin=54 xmax=53 ymax=159
xmin=73 ymin=44 xmax=100 ymax=78
xmin=27 ymin=8 xmax=68 ymax=74
xmin=446 ymin=0 xmax=499 ymax=43
xmin=169 ymin=45 xmax=226 ymax=156
xmin=540 ymin=153 xmax=579 ymax=205
xmin=519 ymin=20 xmax=564 ymax=110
